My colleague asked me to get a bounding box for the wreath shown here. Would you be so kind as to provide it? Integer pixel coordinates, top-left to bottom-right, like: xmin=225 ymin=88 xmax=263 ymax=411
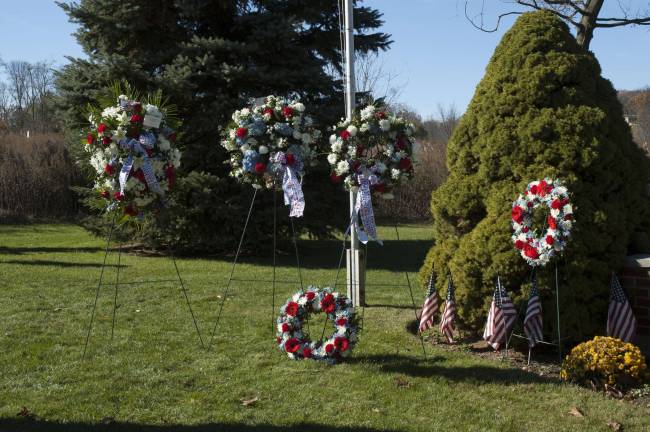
xmin=327 ymin=103 xmax=415 ymax=199
xmin=221 ymin=95 xmax=320 ymax=190
xmin=511 ymin=178 xmax=574 ymax=266
xmin=84 ymin=84 xmax=181 ymax=218
xmin=276 ymin=287 xmax=358 ymax=362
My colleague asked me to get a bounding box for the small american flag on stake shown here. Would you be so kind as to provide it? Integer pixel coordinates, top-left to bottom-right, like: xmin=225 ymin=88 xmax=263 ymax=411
xmin=439 ymin=273 xmax=456 ymax=343
xmin=607 ymin=272 xmax=636 ymax=342
xmin=483 ymin=276 xmax=517 ymax=350
xmin=523 ymin=271 xmax=543 ymax=348
xmin=418 ymin=269 xmax=439 ymax=333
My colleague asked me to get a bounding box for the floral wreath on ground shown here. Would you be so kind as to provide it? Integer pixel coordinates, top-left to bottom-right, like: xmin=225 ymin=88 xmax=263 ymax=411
xmin=84 ymin=84 xmax=181 ymax=218
xmin=511 ymin=178 xmax=574 ymax=266
xmin=276 ymin=286 xmax=358 ymax=363
xmin=221 ymin=95 xmax=321 ymax=190
xmin=327 ymin=103 xmax=415 ymax=199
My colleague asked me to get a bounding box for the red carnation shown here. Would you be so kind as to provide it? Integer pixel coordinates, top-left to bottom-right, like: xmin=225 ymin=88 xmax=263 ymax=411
xmin=375 ymin=111 xmax=386 ymax=119
xmin=564 ymin=214 xmax=573 ymax=221
xmin=334 ymin=337 xmax=349 ymax=352
xmin=124 ymin=204 xmax=138 ymax=216
xmin=285 ymin=301 xmax=299 ymax=317
xmin=254 ymin=162 xmax=266 ymax=175
xmin=538 ymin=180 xmax=549 ymax=196
xmin=560 ymin=198 xmax=569 ymax=206
xmin=511 ymin=206 xmax=524 ymax=223
xmin=321 ymin=293 xmax=336 ymax=314
xmin=130 ymin=114 xmax=143 ymax=123
xmin=100 ymin=190 xmax=110 ymax=199
xmin=102 ymin=136 xmax=112 ymax=146
xmin=302 ymin=347 xmax=312 ymax=358
xmin=113 ymin=191 xmax=124 ymax=201
xmin=551 ymin=199 xmax=562 ymax=210
xmin=547 ymin=215 xmax=557 ymax=229
xmin=281 ymin=323 xmax=291 ymax=333
xmin=104 ymin=163 xmax=114 ymax=175
xmin=284 ymin=338 xmax=300 ymax=353
xmin=373 ymin=183 xmax=386 ymax=193
xmin=97 ymin=123 xmax=106 ymax=134
xmin=530 ymin=184 xmax=538 ymax=195
xmin=336 ymin=318 xmax=347 ymax=326
xmin=330 ymin=173 xmax=342 ymax=183
xmin=398 ymin=158 xmax=412 ymax=171
xmin=263 ymin=107 xmax=274 ymax=116
xmin=546 ymin=235 xmax=554 ymax=245
xmin=527 ymin=201 xmax=534 ymax=208
xmin=325 ymin=343 xmax=335 ymax=354
xmin=340 ymin=130 xmax=351 ymax=141
xmin=285 ymin=154 xmax=295 ymax=165
xmin=282 ymin=106 xmax=294 ymax=118
xmin=305 ymin=291 xmax=316 ymax=301
xmin=514 ymin=240 xmax=526 ymax=250
xmin=236 ymin=127 xmax=248 ymax=139
xmin=86 ymin=133 xmax=94 ymax=145
xmin=523 ymin=226 xmax=530 ymax=233
xmin=524 ymin=245 xmax=539 ymax=259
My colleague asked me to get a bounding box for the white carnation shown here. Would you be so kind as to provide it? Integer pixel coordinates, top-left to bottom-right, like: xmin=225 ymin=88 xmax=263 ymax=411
xmin=259 ymin=145 xmax=269 ymax=155
xmin=293 ymin=102 xmax=305 ymax=112
xmin=331 ymin=140 xmax=343 ymax=153
xmin=391 ymin=168 xmax=400 ymax=180
xmin=336 ymin=160 xmax=350 ymax=175
xmin=347 ymin=125 xmax=358 ymax=136
xmin=327 ymin=153 xmax=338 ymax=165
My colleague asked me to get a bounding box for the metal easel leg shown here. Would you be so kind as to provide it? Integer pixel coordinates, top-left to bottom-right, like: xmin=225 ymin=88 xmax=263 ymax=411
xmin=110 ymin=242 xmax=123 ymax=341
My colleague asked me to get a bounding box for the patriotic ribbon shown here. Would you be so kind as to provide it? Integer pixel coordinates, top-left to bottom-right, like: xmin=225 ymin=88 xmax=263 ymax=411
xmin=118 ymin=134 xmax=163 ymax=196
xmin=271 ymin=152 xmax=305 ymax=218
xmin=352 ymin=171 xmax=382 ymax=245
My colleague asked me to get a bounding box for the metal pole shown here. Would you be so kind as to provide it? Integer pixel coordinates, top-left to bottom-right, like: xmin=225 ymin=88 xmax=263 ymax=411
xmin=344 ymin=0 xmax=364 ymax=307
xmin=555 ymin=262 xmax=562 ymax=362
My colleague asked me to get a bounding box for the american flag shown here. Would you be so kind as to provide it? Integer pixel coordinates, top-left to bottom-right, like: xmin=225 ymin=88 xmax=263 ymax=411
xmin=607 ymin=272 xmax=636 ymax=342
xmin=439 ymin=274 xmax=456 ymax=343
xmin=483 ymin=276 xmax=517 ymax=350
xmin=523 ymin=272 xmax=543 ymax=348
xmin=418 ymin=270 xmax=439 ymax=333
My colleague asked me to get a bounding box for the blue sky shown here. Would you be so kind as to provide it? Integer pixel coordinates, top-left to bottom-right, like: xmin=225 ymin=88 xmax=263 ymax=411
xmin=1 ymin=0 xmax=649 ymax=118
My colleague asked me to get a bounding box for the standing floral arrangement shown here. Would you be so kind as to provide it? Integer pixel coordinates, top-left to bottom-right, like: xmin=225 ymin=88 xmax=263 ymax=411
xmin=326 ymin=103 xmax=415 ymax=242
xmin=221 ymin=96 xmax=321 ymax=217
xmin=511 ymin=178 xmax=574 ymax=266
xmin=84 ymin=85 xmax=181 ymax=218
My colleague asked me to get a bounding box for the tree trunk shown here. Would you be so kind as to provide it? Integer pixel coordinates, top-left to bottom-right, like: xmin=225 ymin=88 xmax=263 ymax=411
xmin=576 ymin=0 xmax=604 ymax=49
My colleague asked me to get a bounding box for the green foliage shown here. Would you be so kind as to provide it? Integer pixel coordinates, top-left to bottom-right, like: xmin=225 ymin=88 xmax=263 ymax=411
xmin=56 ymin=0 xmax=391 ymax=252
xmin=419 ymin=11 xmax=650 ymax=341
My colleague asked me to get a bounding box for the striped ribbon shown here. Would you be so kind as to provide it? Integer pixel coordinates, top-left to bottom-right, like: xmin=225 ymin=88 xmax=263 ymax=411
xmin=353 ymin=171 xmax=382 ymax=245
xmin=272 ymin=152 xmax=305 ymax=218
xmin=118 ymin=135 xmax=163 ymax=196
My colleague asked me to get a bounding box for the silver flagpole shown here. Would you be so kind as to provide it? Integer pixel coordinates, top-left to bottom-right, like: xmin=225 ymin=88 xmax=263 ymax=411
xmin=344 ymin=0 xmax=365 ymax=306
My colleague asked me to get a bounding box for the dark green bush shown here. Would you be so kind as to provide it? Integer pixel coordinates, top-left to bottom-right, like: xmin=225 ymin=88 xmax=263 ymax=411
xmin=419 ymin=11 xmax=650 ymax=342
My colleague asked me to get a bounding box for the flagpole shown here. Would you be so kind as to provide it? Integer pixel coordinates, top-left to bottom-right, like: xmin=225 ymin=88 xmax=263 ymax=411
xmin=344 ymin=0 xmax=365 ymax=307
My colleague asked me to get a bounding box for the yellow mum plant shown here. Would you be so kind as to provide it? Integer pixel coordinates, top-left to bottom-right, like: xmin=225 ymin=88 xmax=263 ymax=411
xmin=561 ymin=336 xmax=647 ymax=390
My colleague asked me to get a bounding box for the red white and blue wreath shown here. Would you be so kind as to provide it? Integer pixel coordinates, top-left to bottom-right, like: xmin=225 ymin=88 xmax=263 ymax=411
xmin=511 ymin=178 xmax=574 ymax=267
xmin=327 ymin=103 xmax=415 ymax=242
xmin=85 ymin=88 xmax=181 ymax=217
xmin=221 ymin=96 xmax=321 ymax=217
xmin=276 ymin=287 xmax=358 ymax=363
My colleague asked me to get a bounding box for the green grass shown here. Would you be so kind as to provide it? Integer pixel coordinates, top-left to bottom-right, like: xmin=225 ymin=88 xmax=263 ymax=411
xmin=0 ymin=223 xmax=648 ymax=432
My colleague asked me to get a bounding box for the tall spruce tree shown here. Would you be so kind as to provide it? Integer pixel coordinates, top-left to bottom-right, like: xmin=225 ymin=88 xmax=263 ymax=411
xmin=419 ymin=11 xmax=650 ymax=342
xmin=57 ymin=0 xmax=391 ymax=252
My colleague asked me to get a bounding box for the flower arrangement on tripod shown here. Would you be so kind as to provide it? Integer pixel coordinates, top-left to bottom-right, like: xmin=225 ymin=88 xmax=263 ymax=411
xmin=221 ymin=96 xmax=321 ymax=217
xmin=84 ymin=84 xmax=181 ymax=218
xmin=327 ymin=103 xmax=415 ymax=200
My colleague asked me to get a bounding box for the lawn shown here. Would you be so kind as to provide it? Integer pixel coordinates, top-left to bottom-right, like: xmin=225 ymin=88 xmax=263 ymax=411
xmin=0 ymin=223 xmax=648 ymax=432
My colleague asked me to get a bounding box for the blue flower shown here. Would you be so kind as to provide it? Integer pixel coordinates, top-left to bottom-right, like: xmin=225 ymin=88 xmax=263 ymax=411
xmin=274 ymin=122 xmax=293 ymax=136
xmin=242 ymin=150 xmax=259 ymax=172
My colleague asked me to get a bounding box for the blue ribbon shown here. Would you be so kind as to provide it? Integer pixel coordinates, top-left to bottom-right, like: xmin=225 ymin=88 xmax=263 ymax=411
xmin=271 ymin=152 xmax=305 ymax=218
xmin=352 ymin=171 xmax=382 ymax=245
xmin=118 ymin=136 xmax=163 ymax=196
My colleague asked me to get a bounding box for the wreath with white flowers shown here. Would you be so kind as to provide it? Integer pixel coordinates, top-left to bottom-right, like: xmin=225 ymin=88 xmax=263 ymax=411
xmin=84 ymin=85 xmax=181 ymax=218
xmin=327 ymin=103 xmax=415 ymax=199
xmin=276 ymin=287 xmax=358 ymax=362
xmin=221 ymin=95 xmax=321 ymax=190
xmin=511 ymin=178 xmax=574 ymax=267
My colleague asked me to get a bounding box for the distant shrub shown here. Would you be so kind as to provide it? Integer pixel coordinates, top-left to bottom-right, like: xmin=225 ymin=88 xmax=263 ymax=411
xmin=0 ymin=132 xmax=83 ymax=221
xmin=561 ymin=336 xmax=647 ymax=390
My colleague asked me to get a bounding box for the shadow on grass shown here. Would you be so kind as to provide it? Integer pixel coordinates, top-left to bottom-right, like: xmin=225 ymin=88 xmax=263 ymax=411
xmin=0 ymin=419 xmax=399 ymax=432
xmin=0 ymin=246 xmax=103 ymax=255
xmin=348 ymin=354 xmax=558 ymax=384
xmin=0 ymin=259 xmax=125 ymax=269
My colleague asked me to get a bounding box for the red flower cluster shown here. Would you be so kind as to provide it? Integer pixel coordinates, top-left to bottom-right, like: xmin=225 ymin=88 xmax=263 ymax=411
xmin=321 ymin=293 xmax=335 ymax=314
xmin=512 ymin=206 xmax=524 ymax=223
xmin=285 ymin=301 xmax=299 ymax=317
xmin=236 ymin=127 xmax=248 ymax=139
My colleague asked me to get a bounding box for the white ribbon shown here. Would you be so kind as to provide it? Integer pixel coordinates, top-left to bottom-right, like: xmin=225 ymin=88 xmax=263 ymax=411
xmin=272 ymin=152 xmax=305 ymax=218
xmin=351 ymin=171 xmax=382 ymax=245
xmin=118 ymin=135 xmax=163 ymax=196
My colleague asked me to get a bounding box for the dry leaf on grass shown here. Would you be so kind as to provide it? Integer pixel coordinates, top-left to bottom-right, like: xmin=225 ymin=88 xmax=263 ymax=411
xmin=568 ymin=407 xmax=584 ymax=418
xmin=394 ymin=377 xmax=411 ymax=388
xmin=606 ymin=421 xmax=622 ymax=431
xmin=17 ymin=407 xmax=29 ymax=417
xmin=241 ymin=396 xmax=259 ymax=407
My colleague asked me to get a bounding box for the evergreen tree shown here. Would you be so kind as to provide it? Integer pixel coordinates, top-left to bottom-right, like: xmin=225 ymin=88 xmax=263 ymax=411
xmin=56 ymin=0 xmax=391 ymax=252
xmin=419 ymin=11 xmax=650 ymax=342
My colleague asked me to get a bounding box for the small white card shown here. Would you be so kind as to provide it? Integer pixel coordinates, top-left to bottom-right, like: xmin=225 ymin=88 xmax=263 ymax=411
xmin=143 ymin=110 xmax=163 ymax=128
